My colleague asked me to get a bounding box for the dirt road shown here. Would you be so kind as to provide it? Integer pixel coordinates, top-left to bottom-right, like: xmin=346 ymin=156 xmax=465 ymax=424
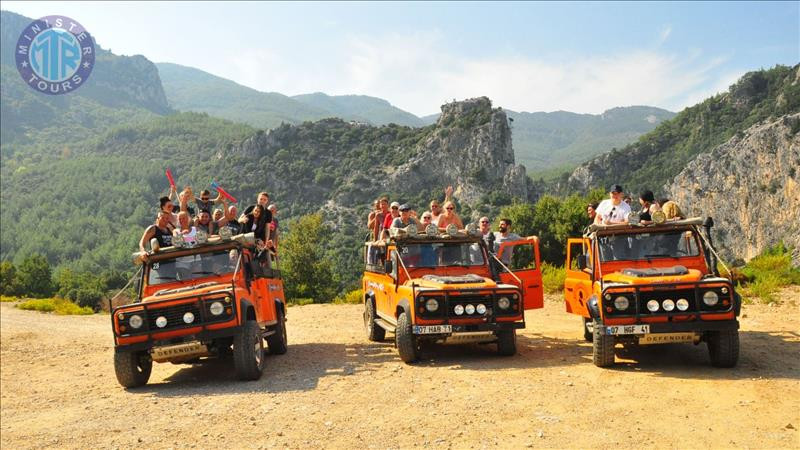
xmin=1 ymin=294 xmax=799 ymax=449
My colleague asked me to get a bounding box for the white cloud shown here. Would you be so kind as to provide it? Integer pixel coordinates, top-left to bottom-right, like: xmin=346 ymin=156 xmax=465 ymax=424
xmin=217 ymin=31 xmax=733 ymax=116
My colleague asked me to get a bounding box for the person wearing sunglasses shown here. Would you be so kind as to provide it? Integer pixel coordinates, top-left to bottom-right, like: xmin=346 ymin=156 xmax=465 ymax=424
xmin=478 ymin=216 xmax=495 ymax=251
xmin=429 ymin=185 xmax=454 ymax=225
xmin=382 ymin=201 xmax=402 ymax=231
xmin=436 ymin=200 xmax=463 ymax=230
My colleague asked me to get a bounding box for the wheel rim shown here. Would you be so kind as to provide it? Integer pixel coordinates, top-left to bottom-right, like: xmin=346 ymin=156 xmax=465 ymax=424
xmin=254 ymin=340 xmax=262 ymax=365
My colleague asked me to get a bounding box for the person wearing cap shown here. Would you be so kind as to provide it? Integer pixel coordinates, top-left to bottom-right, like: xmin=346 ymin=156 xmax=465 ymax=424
xmin=383 ymin=201 xmax=402 ymax=231
xmin=638 ymin=190 xmax=661 ymax=224
xmin=594 ymin=184 xmax=631 ymax=225
xmin=391 ymin=204 xmax=420 ymax=229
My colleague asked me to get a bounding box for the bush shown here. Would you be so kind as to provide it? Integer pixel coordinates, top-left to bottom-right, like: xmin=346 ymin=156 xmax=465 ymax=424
xmin=333 ymin=289 xmax=363 ymax=304
xmin=75 ymin=289 xmax=104 ymax=310
xmin=287 ymin=298 xmax=314 ymax=307
xmin=541 ymin=263 xmax=566 ymax=294
xmin=736 ymin=243 xmax=800 ymax=303
xmin=16 ymin=297 xmax=94 ymax=315
xmin=1 ymin=295 xmax=21 ymax=302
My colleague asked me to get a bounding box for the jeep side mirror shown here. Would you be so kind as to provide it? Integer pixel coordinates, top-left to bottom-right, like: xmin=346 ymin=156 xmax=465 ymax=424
xmin=577 ymin=254 xmax=588 ymax=270
xmin=384 ymin=260 xmax=393 ymax=274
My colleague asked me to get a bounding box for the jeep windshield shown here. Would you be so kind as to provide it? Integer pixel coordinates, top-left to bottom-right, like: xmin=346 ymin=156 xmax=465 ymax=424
xmin=597 ymin=230 xmax=700 ymax=262
xmin=147 ymin=248 xmax=240 ymax=285
xmin=398 ymin=242 xmax=485 ymax=268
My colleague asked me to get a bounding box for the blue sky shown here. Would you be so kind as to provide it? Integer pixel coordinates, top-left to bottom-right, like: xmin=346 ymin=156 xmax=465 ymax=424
xmin=4 ymin=1 xmax=798 ymax=116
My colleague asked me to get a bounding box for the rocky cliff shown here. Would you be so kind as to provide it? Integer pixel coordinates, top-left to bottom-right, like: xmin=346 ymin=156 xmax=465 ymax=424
xmin=667 ymin=114 xmax=800 ymax=263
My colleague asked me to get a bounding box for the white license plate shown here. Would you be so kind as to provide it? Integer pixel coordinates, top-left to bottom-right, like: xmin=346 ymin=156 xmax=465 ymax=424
xmin=413 ymin=325 xmax=452 ymax=335
xmin=605 ymin=324 xmax=649 ymax=335
xmin=639 ymin=332 xmax=697 ymax=345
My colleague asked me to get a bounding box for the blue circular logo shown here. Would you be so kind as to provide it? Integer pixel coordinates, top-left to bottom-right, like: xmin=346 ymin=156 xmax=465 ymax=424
xmin=15 ymin=15 xmax=95 ymax=95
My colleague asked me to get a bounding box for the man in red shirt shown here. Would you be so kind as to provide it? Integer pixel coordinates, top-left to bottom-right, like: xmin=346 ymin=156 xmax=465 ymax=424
xmin=382 ymin=201 xmax=401 ymax=235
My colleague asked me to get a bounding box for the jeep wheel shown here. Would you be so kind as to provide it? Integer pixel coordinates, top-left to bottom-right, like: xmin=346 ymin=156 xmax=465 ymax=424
xmin=583 ymin=317 xmax=594 ymax=342
xmin=707 ymin=330 xmax=739 ymax=368
xmin=114 ymin=351 xmax=152 ymax=388
xmin=364 ymin=298 xmax=386 ymax=342
xmin=592 ymin=319 xmax=615 ymax=367
xmin=395 ymin=311 xmax=418 ymax=363
xmin=234 ymin=319 xmax=264 ymax=380
xmin=267 ymin=305 xmax=288 ymax=355
xmin=496 ymin=329 xmax=517 ymax=356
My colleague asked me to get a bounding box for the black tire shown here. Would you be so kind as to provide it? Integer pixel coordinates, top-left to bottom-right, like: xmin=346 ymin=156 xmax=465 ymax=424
xmin=114 ymin=351 xmax=152 ymax=388
xmin=267 ymin=305 xmax=288 ymax=355
xmin=592 ymin=318 xmax=615 ymax=367
xmin=707 ymin=330 xmax=739 ymax=368
xmin=583 ymin=317 xmax=594 ymax=342
xmin=233 ymin=319 xmax=264 ymax=380
xmin=364 ymin=298 xmax=386 ymax=342
xmin=395 ymin=311 xmax=418 ymax=363
xmin=215 ymin=337 xmax=234 ymax=359
xmin=496 ymin=329 xmax=517 ymax=356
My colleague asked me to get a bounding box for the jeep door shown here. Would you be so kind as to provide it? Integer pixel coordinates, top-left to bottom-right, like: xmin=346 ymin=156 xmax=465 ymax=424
xmin=564 ymin=238 xmax=592 ymax=317
xmin=497 ymin=237 xmax=544 ymax=309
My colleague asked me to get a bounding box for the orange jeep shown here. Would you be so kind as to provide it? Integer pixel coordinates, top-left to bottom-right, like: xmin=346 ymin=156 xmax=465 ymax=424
xmin=362 ymin=225 xmax=543 ymax=362
xmin=111 ymin=232 xmax=287 ymax=387
xmin=564 ymin=217 xmax=740 ymax=367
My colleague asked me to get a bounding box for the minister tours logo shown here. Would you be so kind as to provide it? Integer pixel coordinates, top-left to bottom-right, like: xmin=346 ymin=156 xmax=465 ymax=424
xmin=15 ymin=15 xmax=95 ymax=95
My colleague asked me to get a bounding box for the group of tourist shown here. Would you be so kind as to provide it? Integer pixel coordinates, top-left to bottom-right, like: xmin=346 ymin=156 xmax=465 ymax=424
xmin=587 ymin=184 xmax=684 ymax=226
xmin=139 ymin=186 xmax=280 ymax=257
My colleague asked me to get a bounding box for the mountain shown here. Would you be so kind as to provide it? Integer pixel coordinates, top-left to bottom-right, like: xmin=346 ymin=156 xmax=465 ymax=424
xmin=419 ymin=106 xmax=675 ymax=176
xmin=156 ymin=62 xmax=330 ymax=129
xmin=567 ymin=64 xmax=800 ymax=195
xmin=291 ymin=92 xmax=426 ymax=127
xmin=0 ymin=10 xmax=170 ymax=152
xmin=668 ymin=113 xmax=800 ymax=263
xmin=156 ymin=63 xmax=424 ymax=128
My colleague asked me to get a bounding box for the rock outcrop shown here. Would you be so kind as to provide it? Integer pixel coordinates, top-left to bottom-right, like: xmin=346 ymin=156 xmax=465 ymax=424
xmin=667 ymin=114 xmax=800 ymax=264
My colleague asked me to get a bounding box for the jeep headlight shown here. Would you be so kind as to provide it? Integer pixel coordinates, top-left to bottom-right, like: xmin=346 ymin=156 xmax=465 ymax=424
xmin=128 ymin=314 xmax=143 ymax=329
xmin=209 ymin=301 xmax=225 ymax=316
xmin=155 ymin=316 xmax=168 ymax=328
xmin=613 ymin=296 xmax=629 ymax=310
xmin=424 ymin=298 xmax=439 ymax=312
xmin=498 ymin=297 xmax=511 ymax=310
xmin=703 ymin=291 xmax=719 ymax=306
xmin=183 ymin=312 xmax=195 ymax=324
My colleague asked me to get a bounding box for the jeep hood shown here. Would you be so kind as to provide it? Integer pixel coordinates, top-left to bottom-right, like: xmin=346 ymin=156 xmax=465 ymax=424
xmin=410 ymin=274 xmax=497 ymax=289
xmin=602 ymin=265 xmax=703 ymax=285
xmin=143 ymin=281 xmax=232 ymax=303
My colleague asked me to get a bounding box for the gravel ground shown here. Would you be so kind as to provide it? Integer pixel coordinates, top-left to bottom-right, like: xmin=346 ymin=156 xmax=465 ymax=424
xmin=1 ymin=292 xmax=799 ymax=449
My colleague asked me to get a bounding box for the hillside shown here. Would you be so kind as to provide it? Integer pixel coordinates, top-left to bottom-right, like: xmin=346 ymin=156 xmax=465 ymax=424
xmin=156 ymin=63 xmax=425 ymax=128
xmin=567 ymin=64 xmax=800 ymax=194
xmin=0 ymin=11 xmax=170 ymax=152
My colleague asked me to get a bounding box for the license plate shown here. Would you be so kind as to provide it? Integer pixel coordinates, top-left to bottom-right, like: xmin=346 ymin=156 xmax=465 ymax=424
xmin=413 ymin=325 xmax=452 ymax=335
xmin=639 ymin=332 xmax=697 ymax=345
xmin=605 ymin=324 xmax=649 ymax=335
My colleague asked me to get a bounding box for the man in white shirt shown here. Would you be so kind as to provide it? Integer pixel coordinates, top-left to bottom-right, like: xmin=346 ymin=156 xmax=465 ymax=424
xmin=594 ymin=184 xmax=631 ymax=225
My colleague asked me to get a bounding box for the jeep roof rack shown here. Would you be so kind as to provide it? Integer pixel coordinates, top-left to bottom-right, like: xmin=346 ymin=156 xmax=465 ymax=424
xmin=586 ymin=217 xmax=705 ymax=236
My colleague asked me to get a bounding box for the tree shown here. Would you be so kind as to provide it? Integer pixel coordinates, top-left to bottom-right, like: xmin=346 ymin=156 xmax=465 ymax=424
xmin=0 ymin=261 xmax=22 ymax=296
xmin=16 ymin=254 xmax=54 ymax=298
xmin=280 ymin=213 xmax=336 ymax=303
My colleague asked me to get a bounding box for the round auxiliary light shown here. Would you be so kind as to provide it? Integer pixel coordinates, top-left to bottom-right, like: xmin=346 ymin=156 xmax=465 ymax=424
xmin=405 ymin=224 xmax=418 ymax=237
xmin=703 ymin=291 xmax=719 ymax=306
xmin=446 ymin=224 xmax=458 ymax=237
xmin=454 ymin=304 xmax=465 ymax=316
xmin=425 ymin=224 xmax=438 ymax=237
xmin=498 ymin=297 xmax=511 ymax=310
xmin=512 ymin=294 xmax=519 ymax=300
xmin=171 ymin=230 xmax=185 ymax=248
xmin=676 ymin=298 xmax=690 ymax=311
xmin=662 ymin=299 xmax=675 ymax=312
xmin=476 ymin=304 xmax=487 ymax=315
xmin=721 ymin=286 xmax=729 ymax=295
xmin=219 ymin=226 xmax=232 ymax=240
xmin=465 ymin=304 xmax=476 ymax=315
xmin=209 ymin=301 xmax=225 ymax=316
xmin=604 ymin=293 xmax=611 ymax=301
xmin=155 ymin=316 xmax=168 ymax=328
xmin=425 ymin=298 xmax=439 ymax=312
xmin=128 ymin=314 xmax=143 ymax=329
xmin=195 ymin=229 xmax=208 ymax=244
xmin=183 ymin=312 xmax=195 ymax=324
xmin=651 ymin=210 xmax=666 ymax=224
xmin=613 ymin=296 xmax=629 ymax=310
xmin=646 ymin=300 xmax=659 ymax=312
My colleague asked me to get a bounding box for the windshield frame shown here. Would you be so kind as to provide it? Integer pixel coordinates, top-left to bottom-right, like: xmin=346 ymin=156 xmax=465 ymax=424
xmin=594 ymin=227 xmax=703 ymax=263
xmin=396 ymin=240 xmax=488 ymax=269
xmin=145 ymin=246 xmax=243 ymax=286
